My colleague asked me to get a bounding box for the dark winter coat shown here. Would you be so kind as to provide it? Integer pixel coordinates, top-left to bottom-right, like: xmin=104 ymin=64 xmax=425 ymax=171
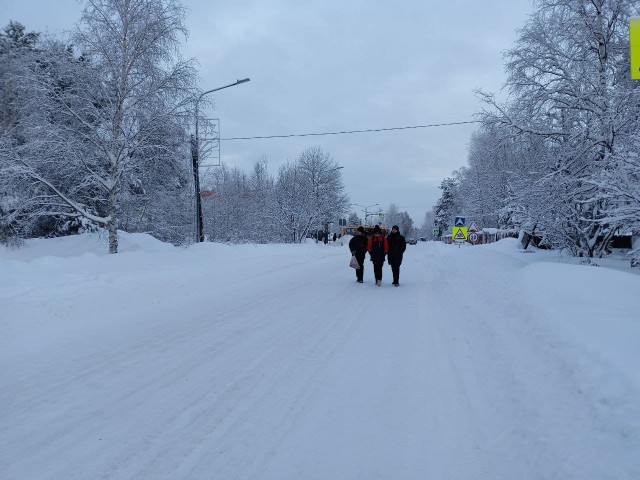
xmin=367 ymin=234 xmax=389 ymax=264
xmin=386 ymin=231 xmax=406 ymax=266
xmin=349 ymin=234 xmax=369 ymax=259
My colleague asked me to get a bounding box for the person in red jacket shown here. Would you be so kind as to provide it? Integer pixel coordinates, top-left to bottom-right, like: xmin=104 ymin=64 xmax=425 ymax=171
xmin=367 ymin=225 xmax=389 ymax=286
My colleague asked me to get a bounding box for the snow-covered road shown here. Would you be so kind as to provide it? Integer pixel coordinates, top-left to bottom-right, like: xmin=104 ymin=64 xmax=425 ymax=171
xmin=2 ymin=235 xmax=639 ymax=479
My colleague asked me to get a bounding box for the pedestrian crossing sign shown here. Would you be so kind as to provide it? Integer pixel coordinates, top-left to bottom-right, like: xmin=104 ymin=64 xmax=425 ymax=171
xmin=454 ymin=216 xmax=466 ymax=227
xmin=452 ymin=226 xmax=468 ymax=242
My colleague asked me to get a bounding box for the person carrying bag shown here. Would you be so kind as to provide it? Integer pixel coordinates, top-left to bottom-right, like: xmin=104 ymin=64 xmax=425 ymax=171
xmin=348 ymin=226 xmax=368 ymax=283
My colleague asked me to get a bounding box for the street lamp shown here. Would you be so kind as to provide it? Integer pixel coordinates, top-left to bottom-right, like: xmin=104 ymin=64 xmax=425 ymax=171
xmin=366 ymin=212 xmax=384 ymax=224
xmin=352 ymin=203 xmax=379 ymax=226
xmin=192 ymin=78 xmax=250 ymax=242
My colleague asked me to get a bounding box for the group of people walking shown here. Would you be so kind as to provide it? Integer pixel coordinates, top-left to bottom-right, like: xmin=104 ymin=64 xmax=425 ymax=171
xmin=348 ymin=224 xmax=406 ymax=286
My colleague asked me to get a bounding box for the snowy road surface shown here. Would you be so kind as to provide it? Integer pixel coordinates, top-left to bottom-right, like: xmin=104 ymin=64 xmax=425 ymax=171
xmin=2 ymin=235 xmax=639 ymax=479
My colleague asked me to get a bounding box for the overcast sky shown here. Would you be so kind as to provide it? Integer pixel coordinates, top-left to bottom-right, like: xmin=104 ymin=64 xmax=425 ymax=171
xmin=2 ymin=0 xmax=534 ymax=226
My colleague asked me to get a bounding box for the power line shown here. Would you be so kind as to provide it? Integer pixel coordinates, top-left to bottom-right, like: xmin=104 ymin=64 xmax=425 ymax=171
xmin=220 ymin=120 xmax=480 ymax=141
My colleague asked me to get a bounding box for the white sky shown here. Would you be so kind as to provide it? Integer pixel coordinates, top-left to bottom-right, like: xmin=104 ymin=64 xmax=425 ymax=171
xmin=1 ymin=0 xmax=535 ymax=223
xmin=2 ymin=232 xmax=639 ymax=478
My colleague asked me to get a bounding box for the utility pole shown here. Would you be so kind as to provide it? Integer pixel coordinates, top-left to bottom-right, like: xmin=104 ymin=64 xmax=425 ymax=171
xmin=192 ymin=78 xmax=250 ymax=242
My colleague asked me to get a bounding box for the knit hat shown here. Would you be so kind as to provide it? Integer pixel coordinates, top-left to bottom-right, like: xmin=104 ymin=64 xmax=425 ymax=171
xmin=374 ymin=225 xmax=381 ymax=234
xmin=356 ymin=226 xmax=365 ymax=233
xmin=392 ymin=225 xmax=399 ymax=232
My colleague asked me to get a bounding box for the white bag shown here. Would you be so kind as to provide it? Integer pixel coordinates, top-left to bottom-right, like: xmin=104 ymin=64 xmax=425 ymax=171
xmin=349 ymin=255 xmax=360 ymax=269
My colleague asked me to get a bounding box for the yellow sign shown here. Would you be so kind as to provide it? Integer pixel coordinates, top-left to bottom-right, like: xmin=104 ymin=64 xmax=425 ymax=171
xmin=631 ymin=18 xmax=640 ymax=80
xmin=452 ymin=226 xmax=468 ymax=242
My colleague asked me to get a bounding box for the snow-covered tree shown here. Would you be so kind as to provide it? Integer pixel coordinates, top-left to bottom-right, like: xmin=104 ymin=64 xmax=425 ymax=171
xmin=478 ymin=0 xmax=640 ymax=257
xmin=274 ymin=147 xmax=349 ymax=243
xmin=384 ymin=203 xmax=414 ymax=236
xmin=297 ymin=146 xmax=349 ymax=234
xmin=347 ymin=211 xmax=361 ymax=226
xmin=589 ymin=134 xmax=640 ymax=264
xmin=274 ymin=162 xmax=306 ymax=243
xmin=1 ymin=29 xmax=104 ymax=242
xmin=0 ymin=21 xmax=41 ymax=243
xmin=202 ymin=163 xmax=247 ymax=242
xmin=458 ymin=123 xmax=552 ymax=232
xmin=0 ymin=21 xmax=38 ymax=134
xmin=201 ymin=159 xmax=284 ymax=244
xmin=384 ymin=204 xmax=403 ymax=232
xmin=434 ymin=171 xmax=464 ymax=230
xmin=7 ymin=0 xmax=196 ymax=253
xmin=246 ymin=158 xmax=280 ymax=243
xmin=117 ymin=116 xmax=194 ymax=246
xmin=419 ymin=209 xmax=437 ymax=238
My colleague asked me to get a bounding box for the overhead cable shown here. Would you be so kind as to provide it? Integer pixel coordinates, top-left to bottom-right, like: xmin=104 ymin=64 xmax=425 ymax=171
xmin=220 ymin=120 xmax=480 ymax=141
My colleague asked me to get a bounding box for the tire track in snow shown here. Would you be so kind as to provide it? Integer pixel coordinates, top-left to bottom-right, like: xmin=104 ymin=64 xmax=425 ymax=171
xmin=100 ymin=253 xmax=369 ymax=479
xmin=417 ymin=243 xmax=638 ymax=479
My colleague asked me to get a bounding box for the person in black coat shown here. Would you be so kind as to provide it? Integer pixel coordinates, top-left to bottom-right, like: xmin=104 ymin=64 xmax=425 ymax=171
xmin=348 ymin=226 xmax=368 ymax=283
xmin=386 ymin=225 xmax=406 ymax=286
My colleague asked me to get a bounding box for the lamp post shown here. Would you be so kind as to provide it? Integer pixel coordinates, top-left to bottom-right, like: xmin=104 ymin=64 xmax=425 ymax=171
xmin=366 ymin=212 xmax=383 ymax=224
xmin=192 ymin=78 xmax=250 ymax=242
xmin=352 ymin=203 xmax=379 ymax=226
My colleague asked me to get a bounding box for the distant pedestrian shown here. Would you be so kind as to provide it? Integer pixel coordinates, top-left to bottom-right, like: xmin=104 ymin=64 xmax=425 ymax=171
xmin=349 ymin=226 xmax=368 ymax=283
xmin=386 ymin=225 xmax=406 ymax=286
xmin=333 ymin=232 xmax=337 ymax=242
xmin=367 ymin=225 xmax=389 ymax=286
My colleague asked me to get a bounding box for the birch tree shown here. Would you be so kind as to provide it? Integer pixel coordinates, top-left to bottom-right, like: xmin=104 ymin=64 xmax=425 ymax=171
xmin=11 ymin=0 xmax=196 ymax=253
xmin=274 ymin=162 xmax=306 ymax=243
xmin=274 ymin=147 xmax=349 ymax=243
xmin=297 ymin=146 xmax=349 ymax=236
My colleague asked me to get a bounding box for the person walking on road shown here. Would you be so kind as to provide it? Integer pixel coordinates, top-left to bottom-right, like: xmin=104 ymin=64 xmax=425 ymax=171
xmin=367 ymin=225 xmax=389 ymax=286
xmin=386 ymin=224 xmax=406 ymax=286
xmin=349 ymin=226 xmax=368 ymax=283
